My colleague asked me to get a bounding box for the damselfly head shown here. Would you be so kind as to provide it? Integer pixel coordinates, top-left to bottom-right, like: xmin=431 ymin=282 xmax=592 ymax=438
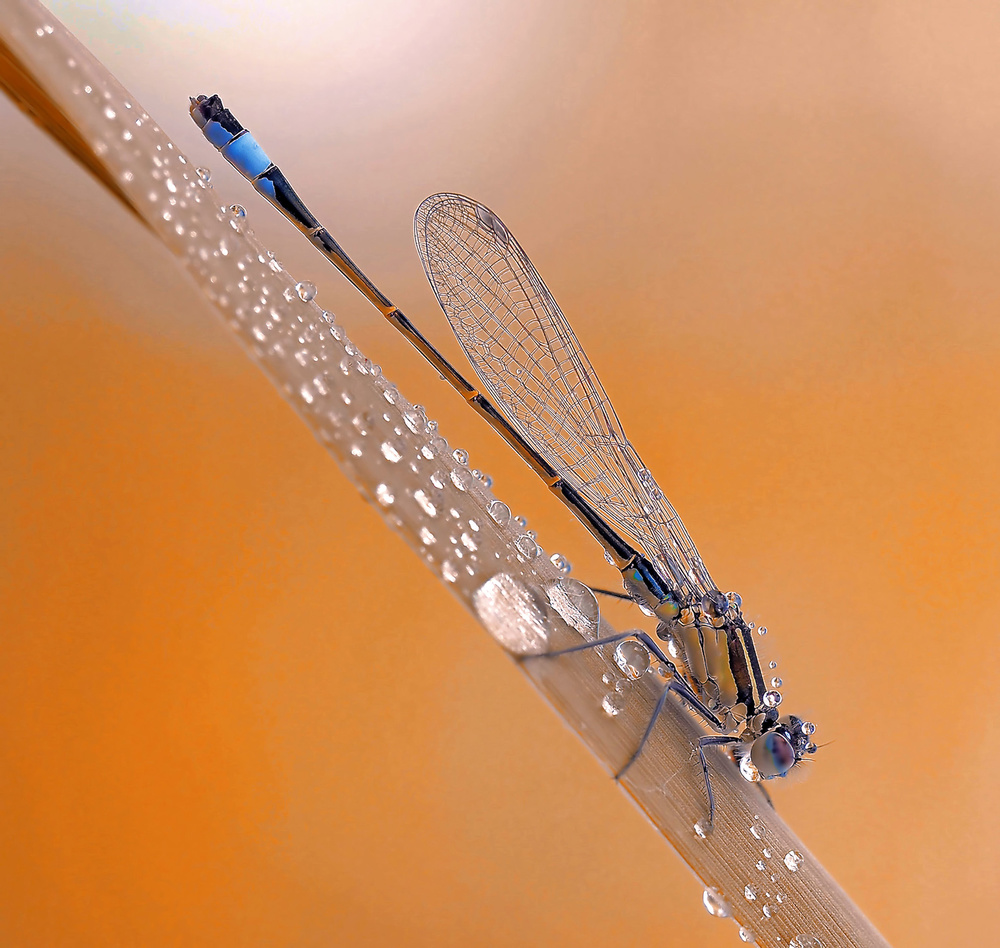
xmin=744 ymin=715 xmax=817 ymax=782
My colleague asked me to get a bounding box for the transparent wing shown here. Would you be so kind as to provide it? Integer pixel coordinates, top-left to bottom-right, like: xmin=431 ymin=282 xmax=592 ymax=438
xmin=414 ymin=192 xmax=714 ymax=596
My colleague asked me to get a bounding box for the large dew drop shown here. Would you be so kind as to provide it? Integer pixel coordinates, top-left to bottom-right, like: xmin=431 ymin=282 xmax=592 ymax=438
xmin=546 ymin=579 xmax=599 ymax=637
xmin=473 ymin=574 xmax=548 ymax=655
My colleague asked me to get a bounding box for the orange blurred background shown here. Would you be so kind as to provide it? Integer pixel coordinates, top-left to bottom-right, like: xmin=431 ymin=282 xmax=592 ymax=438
xmin=2 ymin=1 xmax=998 ymax=945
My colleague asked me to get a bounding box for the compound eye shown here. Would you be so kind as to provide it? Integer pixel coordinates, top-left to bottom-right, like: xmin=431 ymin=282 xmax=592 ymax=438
xmin=750 ymin=731 xmax=796 ymax=778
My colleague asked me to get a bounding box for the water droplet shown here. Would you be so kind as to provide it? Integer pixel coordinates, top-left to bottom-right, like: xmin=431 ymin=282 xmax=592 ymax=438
xmin=741 ymin=757 xmax=761 ymax=782
xmin=514 ymin=515 xmax=528 ymax=529
xmin=195 ymin=167 xmax=212 ymax=184
xmin=763 ymin=690 xmax=782 ymax=708
xmin=790 ymin=936 xmax=824 ymax=948
xmin=614 ymin=640 xmax=650 ymax=680
xmin=784 ymin=851 xmax=804 ymax=872
xmin=515 ymin=535 xmax=539 ymax=560
xmin=375 ymin=483 xmax=394 ymax=506
xmin=762 ymin=847 xmax=772 ymax=859
xmin=550 ymin=553 xmax=572 ymax=573
xmin=419 ymin=526 xmax=435 ymax=546
xmin=452 ymin=448 xmax=469 ymax=465
xmin=479 ymin=472 xmax=493 ymax=487
xmin=402 ymin=408 xmax=424 ymax=433
xmin=488 ymin=500 xmax=511 ymax=526
xmin=413 ymin=490 xmax=437 ymax=517
xmin=296 ymin=281 xmax=317 ymax=302
xmin=601 ymin=692 xmax=624 ymax=716
xmin=769 ymin=660 xmax=778 ymax=669
xmin=802 ymin=721 xmax=816 ymax=735
xmin=660 ymin=628 xmax=683 ymax=660
xmin=430 ymin=471 xmax=446 ymax=489
xmin=776 ymin=891 xmax=786 ymax=903
xmin=770 ymin=677 xmax=783 ymax=688
xmin=739 ymin=926 xmax=756 ymax=944
xmin=380 ymin=441 xmax=403 ymax=463
xmin=229 ymin=203 xmax=246 ymax=220
xmin=460 ymin=532 xmax=477 ymax=552
xmin=473 ymin=574 xmax=549 ymax=654
xmin=451 ymin=468 xmax=473 ymax=491
xmin=702 ymin=887 xmax=731 ymax=918
xmin=757 ymin=626 xmax=768 ymax=636
xmin=744 ymin=884 xmax=757 ymax=901
xmin=442 ymin=560 xmax=458 ymax=583
xmin=755 ymin=860 xmax=766 ymax=872
xmin=693 ymin=821 xmax=708 ymax=839
xmin=546 ymin=579 xmax=600 ymax=635
xmin=604 ymin=550 xmax=616 ymax=566
xmin=750 ymin=823 xmax=764 ymax=840
xmin=762 ymin=904 xmax=774 ymax=919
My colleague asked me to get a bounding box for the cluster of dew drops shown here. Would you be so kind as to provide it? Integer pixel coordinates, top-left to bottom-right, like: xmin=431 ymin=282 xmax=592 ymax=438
xmin=697 ymin=816 xmax=815 ymax=946
xmin=196 ymin=195 xmax=579 ymax=590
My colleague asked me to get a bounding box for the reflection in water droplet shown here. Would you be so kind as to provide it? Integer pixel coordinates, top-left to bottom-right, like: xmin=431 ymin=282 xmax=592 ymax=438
xmin=230 ymin=203 xmax=246 ymax=220
xmin=744 ymin=885 xmax=757 ymax=901
xmin=614 ymin=640 xmax=650 ymax=680
xmin=196 ymin=166 xmax=212 ymax=184
xmin=546 ymin=579 xmax=600 ymax=636
xmin=375 ymin=483 xmax=394 ymax=507
xmin=741 ymin=756 xmax=761 ymax=782
xmin=549 ymin=553 xmax=572 ymax=573
xmin=750 ymin=823 xmax=764 ymax=840
xmin=473 ymin=574 xmax=548 ymax=654
xmin=693 ymin=821 xmax=708 ymax=840
xmin=601 ymin=692 xmax=624 ymax=716
xmin=702 ymin=887 xmax=730 ymax=918
xmin=296 ymin=281 xmax=317 ymax=302
xmin=430 ymin=471 xmax=446 ymax=489
xmin=419 ymin=526 xmax=435 ymax=546
xmin=413 ymin=490 xmax=437 ymax=517
xmin=762 ymin=848 xmax=771 ymax=859
xmin=763 ymin=690 xmax=782 ymax=708
xmin=514 ymin=515 xmax=527 ymax=529
xmin=451 ymin=468 xmax=473 ymax=491
xmin=381 ymin=441 xmax=403 ymax=463
xmin=515 ymin=535 xmax=539 ymax=560
xmin=790 ymin=938 xmax=824 ymax=948
xmin=488 ymin=500 xmax=511 ymax=526
xmin=762 ymin=904 xmax=773 ymax=919
xmin=770 ymin=677 xmax=783 ymax=688
xmin=739 ymin=926 xmax=756 ymax=943
xmin=452 ymin=448 xmax=469 ymax=464
xmin=758 ymin=626 xmax=768 ymax=636
xmin=784 ymin=851 xmax=804 ymax=872
xmin=442 ymin=561 xmax=458 ymax=583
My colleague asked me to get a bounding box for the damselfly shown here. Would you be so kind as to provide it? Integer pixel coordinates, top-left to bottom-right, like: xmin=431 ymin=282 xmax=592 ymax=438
xmin=190 ymin=94 xmax=818 ymax=825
